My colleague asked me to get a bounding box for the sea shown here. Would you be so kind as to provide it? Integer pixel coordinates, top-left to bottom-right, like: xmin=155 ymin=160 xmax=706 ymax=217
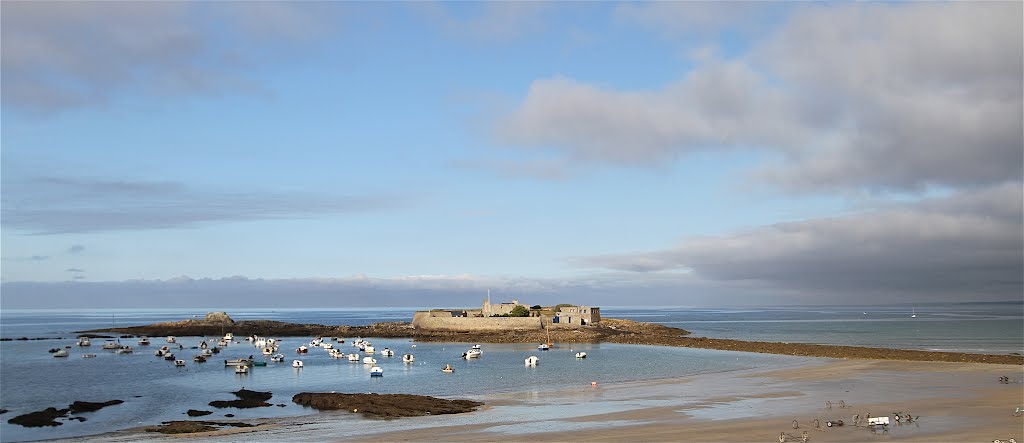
xmin=0 ymin=302 xmax=1020 ymax=442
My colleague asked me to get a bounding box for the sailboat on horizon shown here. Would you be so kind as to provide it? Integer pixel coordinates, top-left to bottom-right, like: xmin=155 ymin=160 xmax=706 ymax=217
xmin=911 ymin=307 xmax=917 ymax=318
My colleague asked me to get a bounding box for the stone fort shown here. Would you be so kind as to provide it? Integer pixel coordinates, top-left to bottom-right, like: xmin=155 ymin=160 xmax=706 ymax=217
xmin=411 ymin=297 xmax=600 ymax=332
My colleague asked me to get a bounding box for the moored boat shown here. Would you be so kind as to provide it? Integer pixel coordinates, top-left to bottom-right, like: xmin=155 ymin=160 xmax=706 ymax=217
xmin=575 ymin=352 xmax=587 ymax=359
xmin=292 ymin=360 xmax=304 ymax=368
xmin=82 ymin=353 xmax=97 ymax=358
xmin=77 ymin=337 xmax=91 ymax=347
xmin=402 ymin=354 xmax=415 ymax=363
xmin=174 ymin=359 xmax=186 ymax=367
xmin=235 ymin=365 xmax=249 ymax=374
xmin=362 ymin=356 xmax=376 ymax=365
xmin=193 ymin=355 xmax=207 ymax=362
xmin=224 ymin=358 xmax=252 ymax=366
xmin=369 ymin=366 xmax=383 ymax=377
xmin=137 ymin=336 xmax=151 ymax=345
xmin=525 ymin=355 xmax=539 ymax=366
xmin=53 ymin=349 xmax=69 ymax=357
xmin=380 ymin=348 xmax=395 ymax=357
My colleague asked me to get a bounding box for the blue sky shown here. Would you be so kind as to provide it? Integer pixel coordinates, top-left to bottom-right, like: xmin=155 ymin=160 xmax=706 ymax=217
xmin=2 ymin=2 xmax=1021 ymax=308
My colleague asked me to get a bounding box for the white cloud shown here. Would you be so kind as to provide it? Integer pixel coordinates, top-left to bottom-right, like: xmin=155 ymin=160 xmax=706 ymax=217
xmin=495 ymin=2 xmax=1023 ymax=192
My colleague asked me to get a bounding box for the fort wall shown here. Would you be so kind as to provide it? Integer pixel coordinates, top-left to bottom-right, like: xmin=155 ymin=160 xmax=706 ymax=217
xmin=411 ymin=312 xmax=578 ymax=331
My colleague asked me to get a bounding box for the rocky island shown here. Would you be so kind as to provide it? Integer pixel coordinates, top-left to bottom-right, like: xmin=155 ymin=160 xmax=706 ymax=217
xmin=81 ymin=311 xmax=1023 ymax=365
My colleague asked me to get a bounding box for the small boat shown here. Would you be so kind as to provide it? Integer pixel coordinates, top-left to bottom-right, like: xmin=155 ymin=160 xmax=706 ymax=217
xmin=262 ymin=347 xmax=274 ymax=355
xmin=525 ymin=355 xmax=539 ymax=366
xmin=347 ymin=353 xmax=360 ymax=362
xmin=53 ymin=349 xmax=69 ymax=357
xmin=235 ymin=365 xmax=249 ymax=374
xmin=402 ymin=354 xmax=415 ymax=363
xmin=82 ymin=353 xmax=97 ymax=358
xmin=380 ymin=348 xmax=394 ymax=357
xmin=48 ymin=348 xmax=61 ymax=353
xmin=911 ymin=307 xmax=917 ymax=318
xmin=166 ymin=336 xmax=176 ymax=343
xmin=101 ymin=341 xmax=121 ymax=350
xmin=292 ymin=360 xmax=304 ymax=368
xmin=321 ymin=343 xmax=333 ymax=350
xmin=174 ymin=359 xmax=186 ymax=367
xmin=137 ymin=336 xmax=151 ymax=345
xmin=224 ymin=358 xmax=252 ymax=366
xmin=464 ymin=349 xmax=482 ymax=359
xmin=575 ymin=352 xmax=587 ymax=359
xmin=538 ymin=343 xmax=550 ymax=351
xmin=252 ymin=361 xmax=267 ymax=367
xmin=364 ymin=345 xmax=375 ymax=354
xmin=217 ymin=339 xmax=229 ymax=347
xmin=163 ymin=353 xmax=176 ymax=360
xmin=329 ymin=349 xmax=344 ymax=358
xmin=369 ymin=366 xmax=384 ymax=377
xmin=223 ymin=333 xmax=234 ymax=341
xmin=362 ymin=356 xmax=377 ymax=365
xmin=201 ymin=349 xmax=213 ymax=357
xmin=271 ymin=354 xmax=285 ymax=363
xmin=471 ymin=344 xmax=481 ymax=350
xmin=193 ymin=355 xmax=207 ymax=363
xmin=210 ymin=347 xmax=221 ymax=354
xmin=117 ymin=346 xmax=134 ymax=354
xmin=296 ymin=346 xmax=308 ymax=354
xmin=442 ymin=364 xmax=453 ymax=373
xmin=199 ymin=341 xmax=208 ymax=349
xmin=77 ymin=337 xmax=91 ymax=347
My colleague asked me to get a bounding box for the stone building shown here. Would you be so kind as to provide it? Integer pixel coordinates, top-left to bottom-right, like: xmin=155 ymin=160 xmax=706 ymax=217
xmin=554 ymin=305 xmax=601 ymax=326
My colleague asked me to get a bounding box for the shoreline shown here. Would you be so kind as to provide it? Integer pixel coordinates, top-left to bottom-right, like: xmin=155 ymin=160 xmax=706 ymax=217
xmin=69 ymin=358 xmax=1024 ymax=442
xmin=82 ymin=316 xmax=1024 ymax=365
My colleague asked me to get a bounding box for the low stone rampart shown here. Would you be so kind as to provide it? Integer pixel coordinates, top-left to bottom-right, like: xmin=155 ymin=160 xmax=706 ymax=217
xmin=412 ymin=312 xmax=547 ymax=331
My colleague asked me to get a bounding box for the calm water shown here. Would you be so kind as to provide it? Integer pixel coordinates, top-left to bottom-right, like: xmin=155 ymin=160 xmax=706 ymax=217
xmin=0 ymin=303 xmax=1020 ymax=442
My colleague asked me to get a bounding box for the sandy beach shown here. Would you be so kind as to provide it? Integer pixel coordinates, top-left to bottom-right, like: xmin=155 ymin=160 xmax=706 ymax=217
xmin=78 ymin=357 xmax=1024 ymax=442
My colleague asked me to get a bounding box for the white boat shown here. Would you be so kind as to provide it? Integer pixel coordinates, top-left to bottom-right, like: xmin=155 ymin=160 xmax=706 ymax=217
xmin=82 ymin=353 xmax=97 ymax=358
xmin=101 ymin=341 xmax=121 ymax=350
xmin=224 ymin=333 xmax=234 ymax=341
xmin=77 ymin=337 xmax=91 ymax=347
xmin=911 ymin=307 xmax=917 ymax=318
xmin=362 ymin=356 xmax=376 ymax=365
xmin=174 ymin=359 xmax=186 ymax=367
xmin=292 ymin=360 xmax=304 ymax=368
xmin=137 ymin=336 xmax=151 ymax=345
xmin=225 ymin=358 xmax=252 ymax=366
xmin=347 ymin=353 xmax=360 ymax=362
xmin=254 ymin=339 xmax=266 ymax=348
xmin=271 ymin=353 xmax=285 ymax=362
xmin=321 ymin=343 xmax=333 ymax=350
xmin=53 ymin=349 xmax=69 ymax=357
xmin=369 ymin=366 xmax=384 ymax=377
xmin=262 ymin=347 xmax=274 ymax=355
xmin=442 ymin=364 xmax=454 ymax=373
xmin=463 ymin=349 xmax=481 ymax=359
xmin=402 ymin=354 xmax=415 ymax=363
xmin=201 ymin=348 xmax=213 ymax=357
xmin=166 ymin=336 xmax=176 ymax=343
xmin=217 ymin=339 xmax=229 ymax=347
xmin=329 ymin=349 xmax=344 ymax=358
xmin=116 ymin=346 xmax=133 ymax=354
xmin=193 ymin=355 xmax=207 ymax=362
xmin=471 ymin=344 xmax=481 ymax=350
xmin=353 ymin=338 xmax=365 ymax=348
xmin=575 ymin=352 xmax=587 ymax=359
xmin=364 ymin=345 xmax=375 ymax=354
xmin=199 ymin=341 xmax=208 ymax=349
xmin=380 ymin=348 xmax=395 ymax=357
xmin=235 ymin=365 xmax=249 ymax=374
xmin=296 ymin=346 xmax=308 ymax=354
xmin=537 ymin=343 xmax=550 ymax=351
xmin=525 ymin=355 xmax=539 ymax=366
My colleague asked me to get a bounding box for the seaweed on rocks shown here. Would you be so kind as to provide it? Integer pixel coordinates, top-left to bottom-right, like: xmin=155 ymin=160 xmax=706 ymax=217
xmin=186 ymin=409 xmax=212 ymax=417
xmin=68 ymin=400 xmax=124 ymax=413
xmin=291 ymin=392 xmax=483 ymax=419
xmin=209 ymin=390 xmax=273 ymax=409
xmin=7 ymin=407 xmax=69 ymax=427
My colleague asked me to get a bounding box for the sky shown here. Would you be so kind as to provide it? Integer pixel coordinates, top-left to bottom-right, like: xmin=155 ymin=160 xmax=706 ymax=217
xmin=1 ymin=1 xmax=1022 ymax=309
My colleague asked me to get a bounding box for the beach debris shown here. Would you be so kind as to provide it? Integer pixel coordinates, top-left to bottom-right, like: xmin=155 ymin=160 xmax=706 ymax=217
xmin=998 ymin=376 xmax=1021 ymax=384
xmin=992 ymin=439 xmax=1017 ymax=443
xmin=778 ymin=430 xmax=809 ymax=442
xmin=1013 ymin=406 xmax=1022 ymax=417
xmin=824 ymin=400 xmax=847 ymax=409
xmin=791 ymin=418 xmax=821 ymax=430
xmin=825 ymin=419 xmax=844 ymax=427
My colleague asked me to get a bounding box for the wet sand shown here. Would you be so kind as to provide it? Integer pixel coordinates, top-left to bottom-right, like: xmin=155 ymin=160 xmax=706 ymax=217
xmin=77 ymin=358 xmax=1024 ymax=442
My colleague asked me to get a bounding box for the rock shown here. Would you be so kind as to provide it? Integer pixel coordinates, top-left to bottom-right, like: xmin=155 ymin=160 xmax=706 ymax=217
xmin=0 ymin=408 xmax=8 ymax=414
xmin=186 ymin=409 xmax=212 ymax=417
xmin=276 ymin=404 xmax=286 ymax=407
xmin=145 ymin=420 xmax=254 ymax=434
xmin=204 ymin=312 xmax=234 ymax=324
xmin=291 ymin=392 xmax=483 ymax=419
xmin=7 ymin=407 xmax=69 ymax=427
xmin=224 ymin=414 xmax=234 ymax=417
xmin=209 ymin=389 xmax=273 ymax=409
xmin=68 ymin=400 xmax=123 ymax=413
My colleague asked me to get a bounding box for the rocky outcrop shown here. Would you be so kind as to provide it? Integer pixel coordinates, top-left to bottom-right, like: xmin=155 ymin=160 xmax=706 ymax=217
xmin=7 ymin=400 xmax=124 ymax=428
xmin=204 ymin=312 xmax=234 ymax=324
xmin=186 ymin=409 xmax=212 ymax=417
xmin=209 ymin=389 xmax=273 ymax=409
xmin=292 ymin=392 xmax=483 ymax=419
xmin=145 ymin=420 xmax=254 ymax=434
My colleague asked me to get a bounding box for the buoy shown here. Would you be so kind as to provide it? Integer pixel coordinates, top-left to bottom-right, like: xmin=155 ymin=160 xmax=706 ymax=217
xmin=591 ymin=381 xmax=598 ymax=387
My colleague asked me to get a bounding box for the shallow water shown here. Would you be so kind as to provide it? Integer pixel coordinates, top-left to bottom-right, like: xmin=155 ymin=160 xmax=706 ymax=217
xmin=1 ymin=303 xmax=1020 ymax=442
